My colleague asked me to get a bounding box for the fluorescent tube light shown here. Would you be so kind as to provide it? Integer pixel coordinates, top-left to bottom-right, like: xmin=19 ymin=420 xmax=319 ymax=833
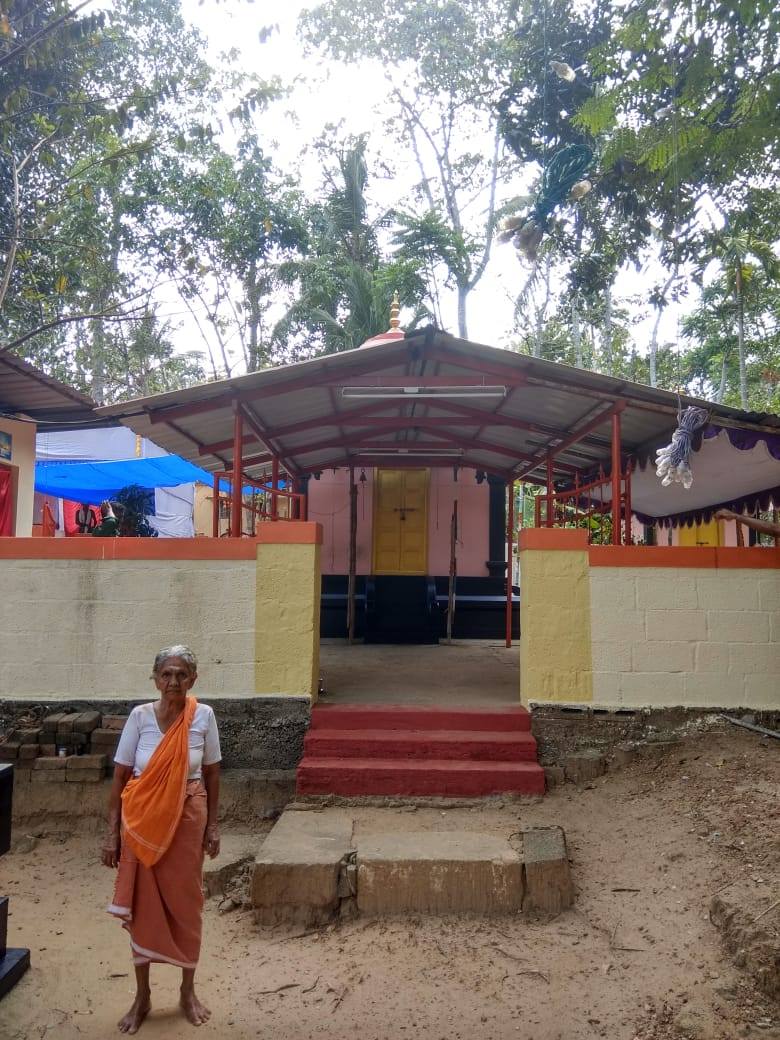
xmin=341 ymin=385 xmax=506 ymax=399
xmin=353 ymin=448 xmax=464 ymax=457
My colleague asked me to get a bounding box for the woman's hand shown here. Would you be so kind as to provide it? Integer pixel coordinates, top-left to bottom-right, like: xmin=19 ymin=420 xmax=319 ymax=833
xmin=101 ymin=832 xmax=121 ymax=868
xmin=203 ymin=824 xmax=220 ymax=860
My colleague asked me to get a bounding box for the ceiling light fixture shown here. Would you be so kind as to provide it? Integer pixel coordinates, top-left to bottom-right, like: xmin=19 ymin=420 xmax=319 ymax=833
xmin=341 ymin=385 xmax=506 ymax=400
xmin=353 ymin=448 xmax=464 ymax=457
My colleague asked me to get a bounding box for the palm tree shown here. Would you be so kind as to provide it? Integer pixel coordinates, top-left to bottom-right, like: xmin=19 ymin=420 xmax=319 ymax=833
xmin=713 ymin=231 xmax=779 ymax=409
xmin=274 ymin=139 xmax=430 ymax=354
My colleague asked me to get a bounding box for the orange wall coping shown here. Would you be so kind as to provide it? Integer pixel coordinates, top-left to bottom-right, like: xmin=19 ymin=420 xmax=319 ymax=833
xmin=255 ymin=521 xmax=322 ymax=546
xmin=589 ymin=545 xmax=780 ymax=569
xmin=518 ymin=528 xmax=589 ymax=551
xmin=0 ymin=522 xmax=323 ymax=560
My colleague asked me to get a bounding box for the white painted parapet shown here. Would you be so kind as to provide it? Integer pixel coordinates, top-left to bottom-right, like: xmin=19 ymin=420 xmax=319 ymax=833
xmin=520 ymin=531 xmax=780 ymax=711
xmin=0 ymin=525 xmax=322 ymax=701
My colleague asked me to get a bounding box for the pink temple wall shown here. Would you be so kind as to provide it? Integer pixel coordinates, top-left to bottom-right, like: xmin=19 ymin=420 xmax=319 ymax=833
xmin=307 ymin=467 xmax=491 ymax=576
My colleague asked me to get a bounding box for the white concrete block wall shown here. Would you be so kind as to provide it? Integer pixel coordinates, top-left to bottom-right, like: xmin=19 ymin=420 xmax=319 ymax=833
xmin=0 ymin=559 xmax=256 ymax=700
xmin=590 ymin=567 xmax=780 ymax=709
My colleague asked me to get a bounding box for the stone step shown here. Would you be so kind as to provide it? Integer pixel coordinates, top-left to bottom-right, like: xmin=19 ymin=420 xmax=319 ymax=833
xmin=304 ymin=728 xmax=538 ymax=762
xmin=309 ymin=704 xmax=532 ymax=733
xmin=250 ymin=810 xmax=573 ymax=921
xmin=357 ymin=832 xmax=524 ymax=915
xmin=296 ymin=757 xmax=545 ymax=797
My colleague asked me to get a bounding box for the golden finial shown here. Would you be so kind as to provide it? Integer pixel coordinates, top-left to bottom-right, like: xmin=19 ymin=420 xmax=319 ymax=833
xmin=389 ymin=290 xmax=401 ymax=330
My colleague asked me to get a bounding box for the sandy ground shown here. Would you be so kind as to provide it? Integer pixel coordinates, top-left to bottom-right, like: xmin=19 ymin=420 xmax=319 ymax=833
xmin=319 ymin=639 xmax=519 ymax=705
xmin=1 ymin=726 xmax=778 ymax=1040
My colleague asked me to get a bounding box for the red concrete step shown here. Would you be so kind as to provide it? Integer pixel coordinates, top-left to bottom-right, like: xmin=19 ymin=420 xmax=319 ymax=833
xmin=309 ymin=704 xmax=532 ymax=733
xmin=296 ymin=757 xmax=545 ymax=797
xmin=304 ymin=728 xmax=538 ymax=762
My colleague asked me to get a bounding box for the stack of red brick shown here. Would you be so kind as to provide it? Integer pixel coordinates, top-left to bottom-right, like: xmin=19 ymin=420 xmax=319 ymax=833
xmin=0 ymin=711 xmax=127 ymax=783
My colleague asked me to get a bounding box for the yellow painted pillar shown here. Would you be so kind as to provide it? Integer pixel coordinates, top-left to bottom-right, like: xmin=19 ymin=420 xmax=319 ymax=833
xmin=255 ymin=522 xmax=322 ymax=699
xmin=519 ymin=528 xmax=593 ymax=705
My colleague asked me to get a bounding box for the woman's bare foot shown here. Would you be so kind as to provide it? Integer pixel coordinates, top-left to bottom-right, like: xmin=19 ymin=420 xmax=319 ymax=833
xmin=118 ymin=992 xmax=151 ymax=1034
xmin=180 ymin=989 xmax=211 ymax=1026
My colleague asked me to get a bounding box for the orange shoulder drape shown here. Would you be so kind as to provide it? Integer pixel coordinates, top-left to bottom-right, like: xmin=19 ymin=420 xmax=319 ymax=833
xmin=121 ymin=696 xmax=197 ymax=867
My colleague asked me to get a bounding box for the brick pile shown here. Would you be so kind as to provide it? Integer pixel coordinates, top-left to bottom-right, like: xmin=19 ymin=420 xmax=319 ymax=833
xmin=0 ymin=711 xmax=128 ymax=783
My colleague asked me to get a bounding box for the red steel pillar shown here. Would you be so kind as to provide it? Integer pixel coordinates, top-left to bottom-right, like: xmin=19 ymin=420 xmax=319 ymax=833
xmin=212 ymin=472 xmax=219 ymax=538
xmin=546 ymin=456 xmax=554 ymax=527
xmin=271 ymin=457 xmax=279 ymax=520
xmin=231 ymin=408 xmax=243 ymax=538
xmin=611 ymin=408 xmax=622 ymax=545
xmin=505 ymin=480 xmax=515 ymax=648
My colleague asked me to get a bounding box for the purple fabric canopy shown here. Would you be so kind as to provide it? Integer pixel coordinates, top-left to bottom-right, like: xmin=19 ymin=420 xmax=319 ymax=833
xmin=703 ymin=423 xmax=780 ymax=460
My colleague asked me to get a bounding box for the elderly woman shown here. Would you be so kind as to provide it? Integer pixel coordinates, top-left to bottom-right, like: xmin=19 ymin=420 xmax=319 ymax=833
xmin=102 ymin=646 xmax=221 ymax=1034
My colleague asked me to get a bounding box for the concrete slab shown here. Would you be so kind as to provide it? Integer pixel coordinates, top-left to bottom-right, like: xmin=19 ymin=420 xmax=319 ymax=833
xmin=251 ymin=808 xmax=574 ymax=924
xmin=251 ymin=810 xmax=354 ymax=927
xmin=319 ymin=639 xmax=519 ymax=706
xmin=357 ymin=832 xmax=524 ymax=916
xmin=203 ymin=834 xmax=258 ymax=898
xmin=522 ymin=826 xmax=574 ymax=914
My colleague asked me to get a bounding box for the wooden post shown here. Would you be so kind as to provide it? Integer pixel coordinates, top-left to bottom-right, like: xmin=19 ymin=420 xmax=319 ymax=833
xmin=611 ymin=409 xmax=622 ymax=545
xmin=447 ymin=500 xmax=458 ymax=645
xmin=270 ymin=457 xmax=279 ymax=520
xmin=230 ymin=408 xmax=243 ymax=538
xmin=347 ymin=466 xmax=358 ymax=644
xmin=506 ymin=480 xmax=515 ymax=648
xmin=212 ymin=472 xmax=219 ymax=538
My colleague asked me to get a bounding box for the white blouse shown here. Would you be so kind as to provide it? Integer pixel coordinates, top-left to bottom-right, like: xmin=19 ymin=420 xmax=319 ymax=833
xmin=114 ymin=703 xmax=221 ymax=779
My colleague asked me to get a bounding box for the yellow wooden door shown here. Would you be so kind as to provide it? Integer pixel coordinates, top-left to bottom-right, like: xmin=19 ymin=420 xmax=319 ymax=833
xmin=678 ymin=519 xmax=722 ymax=547
xmin=373 ymin=468 xmax=429 ymax=574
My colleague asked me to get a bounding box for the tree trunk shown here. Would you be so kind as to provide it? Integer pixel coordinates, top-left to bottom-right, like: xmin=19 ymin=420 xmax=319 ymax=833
xmin=571 ymin=298 xmax=582 ymax=367
xmin=247 ymin=260 xmax=261 ymax=372
xmin=717 ymin=353 xmax=728 ymax=404
xmin=602 ymin=285 xmax=613 ymax=376
xmin=736 ymin=272 xmax=748 ymax=409
xmin=457 ymin=284 xmax=468 ymax=339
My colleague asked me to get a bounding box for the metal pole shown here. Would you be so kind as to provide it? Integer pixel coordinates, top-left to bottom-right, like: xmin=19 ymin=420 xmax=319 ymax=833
xmin=506 ymin=480 xmax=514 ymax=648
xmin=623 ymin=461 xmax=632 ymax=546
xmin=271 ymin=457 xmax=279 ymax=520
xmin=212 ymin=472 xmax=219 ymax=538
xmin=347 ymin=466 xmax=357 ymax=644
xmin=231 ymin=408 xmax=243 ymax=538
xmin=611 ymin=410 xmax=621 ymax=545
xmin=447 ymin=500 xmax=458 ymax=644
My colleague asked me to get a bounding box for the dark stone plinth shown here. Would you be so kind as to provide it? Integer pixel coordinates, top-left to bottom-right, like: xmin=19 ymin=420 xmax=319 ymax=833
xmin=0 ymin=947 xmax=30 ymax=1000
xmin=0 ymin=767 xmax=31 ymax=999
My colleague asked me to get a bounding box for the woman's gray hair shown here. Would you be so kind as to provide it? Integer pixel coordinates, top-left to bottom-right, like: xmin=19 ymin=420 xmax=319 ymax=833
xmin=152 ymin=645 xmax=198 ymax=676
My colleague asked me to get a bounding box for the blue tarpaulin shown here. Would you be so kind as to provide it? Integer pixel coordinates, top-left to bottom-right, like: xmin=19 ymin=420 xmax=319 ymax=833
xmin=34 ymin=456 xmax=217 ymax=505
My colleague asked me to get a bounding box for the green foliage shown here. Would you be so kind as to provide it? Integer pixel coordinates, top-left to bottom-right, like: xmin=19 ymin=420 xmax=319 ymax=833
xmin=1 ymin=0 xmax=216 ymax=398
xmin=113 ymin=484 xmax=157 ymax=538
xmin=300 ymin=0 xmax=515 ymax=337
xmin=272 ymin=139 xmax=430 ymax=358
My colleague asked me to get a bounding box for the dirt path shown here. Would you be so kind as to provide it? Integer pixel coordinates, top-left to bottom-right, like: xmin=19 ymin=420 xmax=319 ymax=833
xmin=1 ymin=727 xmax=777 ymax=1040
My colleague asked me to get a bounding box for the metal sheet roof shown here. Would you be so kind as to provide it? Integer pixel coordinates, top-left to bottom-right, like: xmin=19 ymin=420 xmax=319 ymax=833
xmin=96 ymin=327 xmax=780 ymax=485
xmin=0 ymin=353 xmax=100 ymax=429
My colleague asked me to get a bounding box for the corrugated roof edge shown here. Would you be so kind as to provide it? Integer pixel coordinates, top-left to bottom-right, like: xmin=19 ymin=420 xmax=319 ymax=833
xmin=93 ymin=326 xmax=780 ymax=434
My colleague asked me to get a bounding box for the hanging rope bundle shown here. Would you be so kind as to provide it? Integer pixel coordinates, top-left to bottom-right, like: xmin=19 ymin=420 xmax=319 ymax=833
xmin=500 ymin=144 xmax=594 ymax=261
xmin=655 ymin=406 xmax=709 ymax=489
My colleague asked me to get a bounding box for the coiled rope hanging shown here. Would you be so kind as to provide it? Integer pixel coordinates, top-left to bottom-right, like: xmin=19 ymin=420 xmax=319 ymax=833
xmin=655 ymin=406 xmax=709 ymax=489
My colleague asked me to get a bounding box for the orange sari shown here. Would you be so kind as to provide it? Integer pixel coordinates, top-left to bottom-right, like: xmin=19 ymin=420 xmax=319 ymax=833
xmin=108 ymin=698 xmax=207 ymax=968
